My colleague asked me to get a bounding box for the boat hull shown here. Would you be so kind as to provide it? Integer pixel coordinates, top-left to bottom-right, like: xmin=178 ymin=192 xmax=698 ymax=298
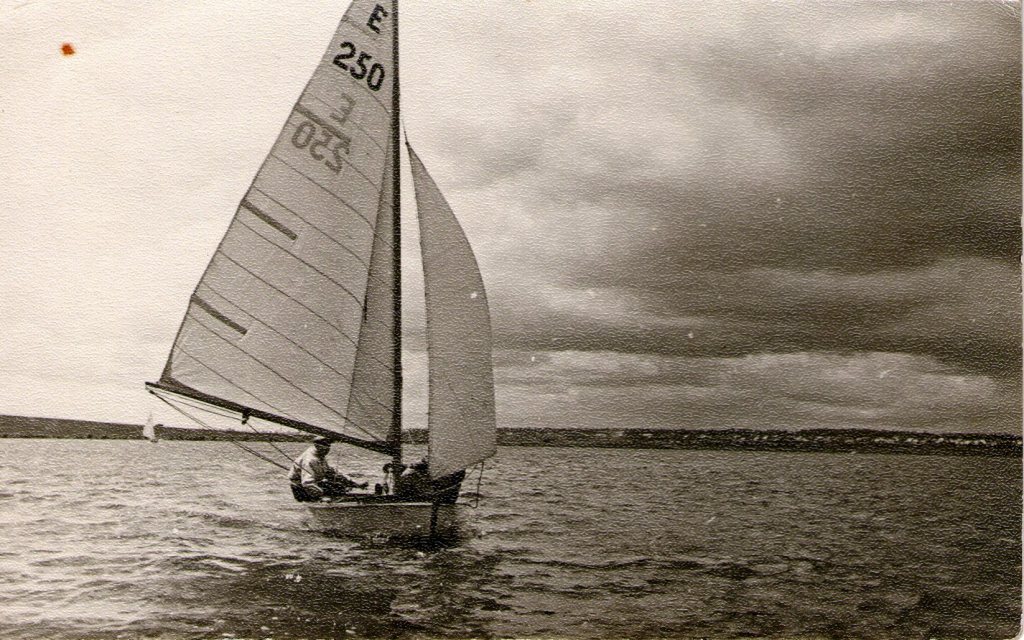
xmin=306 ymin=496 xmax=466 ymax=540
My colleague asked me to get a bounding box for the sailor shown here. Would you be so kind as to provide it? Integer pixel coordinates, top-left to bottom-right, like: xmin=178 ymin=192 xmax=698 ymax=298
xmin=391 ymin=458 xmax=466 ymax=504
xmin=288 ymin=436 xmax=367 ymax=502
xmin=394 ymin=458 xmax=433 ymax=500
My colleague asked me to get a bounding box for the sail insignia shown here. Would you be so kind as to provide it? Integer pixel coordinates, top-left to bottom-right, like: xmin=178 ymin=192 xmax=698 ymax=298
xmin=156 ymin=0 xmax=399 ymax=443
xmin=150 ymin=1 xmax=498 ymax=484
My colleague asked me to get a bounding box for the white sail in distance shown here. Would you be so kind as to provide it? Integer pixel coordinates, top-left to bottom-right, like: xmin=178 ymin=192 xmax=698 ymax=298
xmin=156 ymin=0 xmax=399 ymax=444
xmin=408 ymin=143 xmax=498 ymax=478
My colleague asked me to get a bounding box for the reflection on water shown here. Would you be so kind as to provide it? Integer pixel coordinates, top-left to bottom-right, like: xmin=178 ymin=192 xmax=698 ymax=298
xmin=0 ymin=440 xmax=1019 ymax=639
xmin=152 ymin=543 xmax=502 ymax=639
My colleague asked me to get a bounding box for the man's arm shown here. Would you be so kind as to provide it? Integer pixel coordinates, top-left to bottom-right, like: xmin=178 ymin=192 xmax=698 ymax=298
xmin=324 ymin=465 xmax=368 ymax=490
xmin=300 ymin=455 xmax=324 ymax=486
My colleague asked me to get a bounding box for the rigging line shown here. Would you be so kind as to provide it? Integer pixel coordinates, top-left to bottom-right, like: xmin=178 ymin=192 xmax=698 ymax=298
xmin=173 ymin=393 xmax=314 ymax=459
xmin=235 ymin=220 xmax=363 ymax=307
xmin=153 ymin=384 xmax=363 ymax=471
xmin=198 ymin=283 xmax=398 ymax=416
xmin=473 ymin=461 xmax=485 ymax=509
xmin=154 ymin=387 xmax=249 ymax=421
xmin=170 ymin=377 xmax=299 ymax=465
xmin=241 ymin=420 xmax=295 ymax=465
xmin=153 ymin=389 xmax=339 ymax=478
xmin=185 ymin=312 xmax=384 ymax=442
xmin=152 ymin=391 xmax=290 ymax=471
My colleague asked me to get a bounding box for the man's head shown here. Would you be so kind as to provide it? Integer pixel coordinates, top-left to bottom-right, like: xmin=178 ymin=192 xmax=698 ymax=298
xmin=312 ymin=436 xmax=332 ymax=455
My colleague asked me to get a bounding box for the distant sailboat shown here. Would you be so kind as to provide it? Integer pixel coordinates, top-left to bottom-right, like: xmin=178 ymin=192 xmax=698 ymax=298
xmin=142 ymin=414 xmax=159 ymax=443
xmin=146 ymin=0 xmax=496 ymax=537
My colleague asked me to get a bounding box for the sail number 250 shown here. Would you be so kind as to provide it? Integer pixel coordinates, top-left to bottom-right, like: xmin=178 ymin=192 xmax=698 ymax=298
xmin=333 ymin=43 xmax=385 ymax=91
xmin=291 ymin=119 xmax=350 ymax=174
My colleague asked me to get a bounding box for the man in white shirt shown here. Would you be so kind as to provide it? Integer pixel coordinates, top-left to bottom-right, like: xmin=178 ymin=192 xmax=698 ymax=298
xmin=288 ymin=436 xmax=366 ymax=502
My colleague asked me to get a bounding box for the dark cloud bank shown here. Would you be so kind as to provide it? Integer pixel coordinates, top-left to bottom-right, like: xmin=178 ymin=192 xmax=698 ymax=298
xmin=412 ymin=1 xmax=1021 ymax=432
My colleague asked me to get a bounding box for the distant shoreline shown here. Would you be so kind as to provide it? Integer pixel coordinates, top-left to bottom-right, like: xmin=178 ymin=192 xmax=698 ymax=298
xmin=0 ymin=414 xmax=1018 ymax=457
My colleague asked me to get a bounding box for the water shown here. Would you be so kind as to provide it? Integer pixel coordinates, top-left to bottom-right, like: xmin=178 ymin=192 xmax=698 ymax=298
xmin=0 ymin=440 xmax=1018 ymax=639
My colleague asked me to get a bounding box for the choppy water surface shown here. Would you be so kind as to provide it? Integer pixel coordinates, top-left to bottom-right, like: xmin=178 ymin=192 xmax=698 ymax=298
xmin=0 ymin=440 xmax=1018 ymax=639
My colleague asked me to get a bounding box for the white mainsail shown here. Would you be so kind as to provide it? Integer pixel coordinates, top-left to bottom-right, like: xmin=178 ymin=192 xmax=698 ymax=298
xmin=150 ymin=0 xmax=497 ymax=487
xmin=409 ymin=144 xmax=497 ymax=478
xmin=143 ymin=413 xmax=158 ymax=442
xmin=158 ymin=0 xmax=398 ymax=443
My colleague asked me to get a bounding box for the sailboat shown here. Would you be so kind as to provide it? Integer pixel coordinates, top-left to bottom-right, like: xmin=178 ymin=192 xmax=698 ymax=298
xmin=142 ymin=413 xmax=159 ymax=443
xmin=146 ymin=0 xmax=496 ymax=538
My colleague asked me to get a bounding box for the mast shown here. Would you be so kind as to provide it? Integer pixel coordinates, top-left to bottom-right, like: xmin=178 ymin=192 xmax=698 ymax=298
xmin=387 ymin=0 xmax=403 ymax=467
xmin=151 ymin=0 xmax=408 ymax=459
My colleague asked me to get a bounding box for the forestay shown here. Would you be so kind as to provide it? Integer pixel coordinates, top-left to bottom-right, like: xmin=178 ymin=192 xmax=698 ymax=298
xmin=408 ymin=144 xmax=497 ymax=478
xmin=157 ymin=0 xmax=398 ymax=442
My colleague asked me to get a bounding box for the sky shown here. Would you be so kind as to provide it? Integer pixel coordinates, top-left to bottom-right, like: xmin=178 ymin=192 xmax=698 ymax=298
xmin=0 ymin=0 xmax=1020 ymax=434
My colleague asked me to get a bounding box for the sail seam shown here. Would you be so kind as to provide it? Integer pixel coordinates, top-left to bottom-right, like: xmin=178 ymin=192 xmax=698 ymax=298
xmin=155 ymin=384 xmax=254 ymax=421
xmin=308 ymin=95 xmax=386 ymax=154
xmin=328 ymin=66 xmax=389 ymax=113
xmin=265 ymin=152 xmax=411 ymax=254
xmin=269 ymin=153 xmax=374 ymax=228
xmin=172 ymin=346 xmax=296 ymax=419
xmin=339 ymin=15 xmax=378 ymax=41
xmin=283 ymin=108 xmax=384 ymax=191
xmin=185 ymin=312 xmax=382 ymax=441
xmin=212 ymin=252 xmax=363 ymax=351
xmin=234 ymin=219 xmax=364 ymax=306
xmin=198 ymin=282 xmax=399 ymax=418
xmin=209 ymin=253 xmax=399 ymax=375
xmin=247 ymin=186 xmax=399 ymax=293
xmin=198 ymin=284 xmax=353 ymax=378
xmin=251 ymin=186 xmax=370 ymax=268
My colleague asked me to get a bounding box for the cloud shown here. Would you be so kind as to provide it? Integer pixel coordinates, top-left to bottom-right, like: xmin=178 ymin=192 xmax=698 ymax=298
xmin=495 ymin=349 xmax=1020 ymax=433
xmin=411 ymin=0 xmax=1021 ymax=382
xmin=0 ymin=1 xmax=1018 ymax=435
xmin=401 ymin=1 xmax=1020 ymax=433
